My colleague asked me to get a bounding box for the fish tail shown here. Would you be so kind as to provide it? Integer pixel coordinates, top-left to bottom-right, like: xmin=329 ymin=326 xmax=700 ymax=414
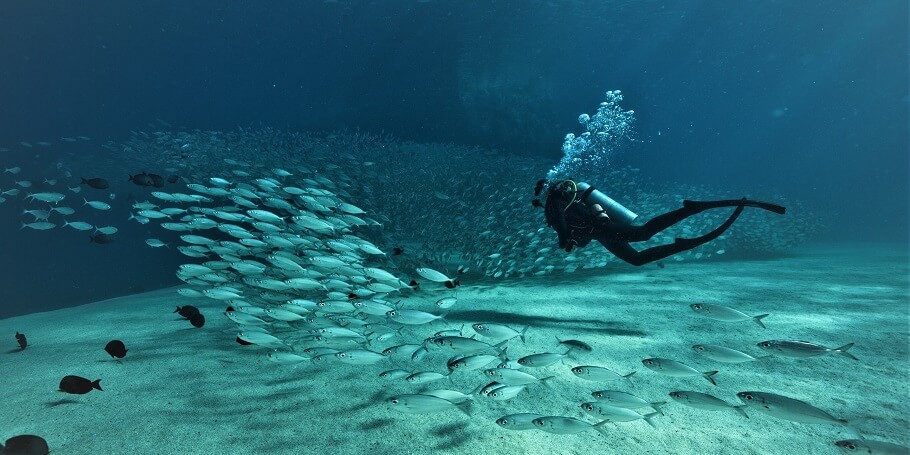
xmin=733 ymin=405 xmax=750 ymax=419
xmin=703 ymin=370 xmax=719 ymax=386
xmin=834 ymin=343 xmax=858 ymax=361
xmin=81 ymin=177 xmax=87 ymax=184
xmin=454 ymin=399 xmax=473 ymax=416
xmin=519 ymin=325 xmax=529 ymax=344
xmin=92 ymin=379 xmax=103 ymax=391
xmin=19 ymin=222 xmax=26 ymax=230
xmin=650 ymin=401 xmax=667 ymax=416
xmin=752 ymin=314 xmax=770 ymax=328
xmin=642 ymin=412 xmax=660 ymax=429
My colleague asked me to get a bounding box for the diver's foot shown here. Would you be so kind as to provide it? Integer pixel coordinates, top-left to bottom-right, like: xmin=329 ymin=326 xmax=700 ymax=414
xmin=684 ymin=199 xmax=786 ymax=215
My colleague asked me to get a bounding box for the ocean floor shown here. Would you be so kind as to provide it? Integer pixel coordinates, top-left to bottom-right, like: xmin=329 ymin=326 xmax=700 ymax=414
xmin=2 ymin=243 xmax=908 ymax=454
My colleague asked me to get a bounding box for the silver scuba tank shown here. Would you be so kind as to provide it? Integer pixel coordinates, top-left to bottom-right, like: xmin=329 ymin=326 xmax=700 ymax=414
xmin=574 ymin=181 xmax=638 ymax=225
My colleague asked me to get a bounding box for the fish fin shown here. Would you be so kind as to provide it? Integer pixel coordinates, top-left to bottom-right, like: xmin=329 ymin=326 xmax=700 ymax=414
xmin=703 ymin=370 xmax=719 ymax=386
xmin=733 ymin=405 xmax=749 ymax=419
xmin=752 ymin=314 xmax=770 ymax=328
xmin=92 ymin=379 xmax=103 ymax=391
xmin=834 ymin=343 xmax=858 ymax=361
xmin=650 ymin=401 xmax=667 ymax=416
xmin=492 ymin=339 xmax=510 ymax=357
xmin=454 ymin=399 xmax=472 ymax=416
xmin=539 ymin=376 xmax=557 ymax=387
xmin=642 ymin=412 xmax=659 ymax=429
xmin=622 ymin=371 xmax=636 ymax=387
xmin=519 ymin=325 xmax=529 ymax=344
xmin=19 ymin=222 xmax=25 ymax=230
xmin=593 ymin=419 xmax=612 ymax=435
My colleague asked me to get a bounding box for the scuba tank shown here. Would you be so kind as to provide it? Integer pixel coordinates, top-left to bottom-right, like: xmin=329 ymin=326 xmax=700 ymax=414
xmin=574 ymin=181 xmax=638 ymax=225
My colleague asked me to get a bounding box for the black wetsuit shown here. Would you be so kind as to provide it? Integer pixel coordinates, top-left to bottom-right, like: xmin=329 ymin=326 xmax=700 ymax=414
xmin=539 ymin=180 xmax=786 ymax=266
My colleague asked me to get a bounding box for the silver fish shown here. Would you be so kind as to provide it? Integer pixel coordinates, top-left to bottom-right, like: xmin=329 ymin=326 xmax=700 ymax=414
xmin=571 ymin=365 xmax=636 ymax=384
xmin=757 ymin=340 xmax=858 ymax=360
xmin=669 ymin=391 xmax=748 ymax=418
xmin=387 ymin=394 xmax=467 ymax=414
xmin=736 ymin=391 xmax=847 ymax=425
xmin=689 ymin=303 xmax=769 ymax=328
xmin=531 ymin=416 xmax=609 ymax=434
xmin=692 ymin=344 xmax=770 ymax=363
xmin=580 ymin=402 xmax=658 ymax=427
xmin=591 ymin=390 xmax=665 ymax=414
xmin=641 ymin=358 xmax=718 ymax=385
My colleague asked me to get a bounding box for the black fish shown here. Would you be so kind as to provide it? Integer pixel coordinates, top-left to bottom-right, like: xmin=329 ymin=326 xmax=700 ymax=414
xmin=90 ymin=233 xmax=115 ymax=244
xmin=15 ymin=331 xmax=27 ymax=350
xmin=408 ymin=279 xmax=419 ymax=290
xmin=189 ymin=313 xmax=205 ymax=328
xmin=443 ymin=278 xmax=460 ymax=289
xmin=81 ymin=177 xmax=109 ymax=189
xmin=166 ymin=174 xmax=179 ymax=183
xmin=174 ymin=305 xmax=200 ymax=319
xmin=59 ymin=375 xmax=103 ymax=394
xmin=2 ymin=434 xmax=50 ymax=455
xmin=392 ymin=247 xmax=404 ymax=255
xmin=104 ymin=340 xmax=127 ymax=359
xmin=148 ymin=173 xmax=165 ymax=188
xmin=128 ymin=173 xmax=154 ymax=186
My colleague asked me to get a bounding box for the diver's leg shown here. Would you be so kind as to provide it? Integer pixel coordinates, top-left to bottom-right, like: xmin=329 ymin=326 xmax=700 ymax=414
xmin=672 ymin=205 xmax=744 ymax=249
xmin=599 ymin=206 xmax=745 ymax=266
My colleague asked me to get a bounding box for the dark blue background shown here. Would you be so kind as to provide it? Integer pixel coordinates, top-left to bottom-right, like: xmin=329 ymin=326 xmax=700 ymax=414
xmin=0 ymin=1 xmax=906 ymax=317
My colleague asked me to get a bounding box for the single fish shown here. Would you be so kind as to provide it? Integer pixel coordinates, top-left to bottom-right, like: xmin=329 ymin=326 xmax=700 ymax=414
xmin=689 ymin=303 xmax=769 ymax=328
xmin=517 ymin=351 xmax=571 ymax=368
xmin=472 ymin=323 xmax=527 ymax=342
xmin=571 ymin=365 xmax=636 ymax=384
xmin=531 ymin=416 xmax=609 ymax=434
xmin=736 ymin=391 xmax=847 ymax=425
xmin=757 ymin=340 xmax=858 ymax=360
xmin=592 ymin=390 xmax=665 ymax=414
xmin=59 ymin=375 xmax=103 ymax=394
xmin=104 ymin=340 xmax=127 ymax=359
xmin=669 ymin=391 xmax=748 ymax=418
xmin=387 ymin=394 xmax=468 ymax=414
xmin=581 ymin=402 xmax=659 ymax=427
xmin=692 ymin=344 xmax=770 ymax=363
xmin=641 ymin=358 xmax=718 ymax=385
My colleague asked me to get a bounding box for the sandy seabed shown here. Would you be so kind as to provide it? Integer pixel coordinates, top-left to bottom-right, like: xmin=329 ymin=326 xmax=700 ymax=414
xmin=2 ymin=243 xmax=907 ymax=455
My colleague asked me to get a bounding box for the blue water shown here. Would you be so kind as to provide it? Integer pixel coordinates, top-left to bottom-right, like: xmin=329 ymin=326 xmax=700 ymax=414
xmin=0 ymin=2 xmax=906 ymax=316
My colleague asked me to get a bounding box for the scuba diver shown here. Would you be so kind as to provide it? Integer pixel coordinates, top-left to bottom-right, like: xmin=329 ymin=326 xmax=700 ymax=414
xmin=532 ymin=179 xmax=786 ymax=266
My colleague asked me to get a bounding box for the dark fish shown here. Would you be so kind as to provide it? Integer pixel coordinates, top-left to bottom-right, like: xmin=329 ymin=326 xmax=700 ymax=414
xmin=148 ymin=173 xmax=165 ymax=188
xmin=128 ymin=173 xmax=154 ymax=186
xmin=166 ymin=174 xmax=179 ymax=183
xmin=81 ymin=177 xmax=109 ymax=189
xmin=443 ymin=278 xmax=460 ymax=289
xmin=409 ymin=279 xmax=419 ymax=290
xmin=15 ymin=331 xmax=27 ymax=349
xmin=2 ymin=434 xmax=50 ymax=455
xmin=189 ymin=313 xmax=205 ymax=328
xmin=59 ymin=375 xmax=103 ymax=394
xmin=174 ymin=305 xmax=200 ymax=319
xmin=104 ymin=340 xmax=127 ymax=358
xmin=90 ymin=233 xmax=115 ymax=244
xmin=392 ymin=247 xmax=404 ymax=255
xmin=556 ymin=338 xmax=592 ymax=352
xmin=235 ymin=336 xmax=253 ymax=346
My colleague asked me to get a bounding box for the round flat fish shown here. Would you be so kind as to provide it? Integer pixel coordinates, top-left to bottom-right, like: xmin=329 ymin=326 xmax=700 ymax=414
xmin=104 ymin=340 xmax=128 ymax=359
xmin=2 ymin=434 xmax=50 ymax=455
xmin=59 ymin=375 xmax=103 ymax=394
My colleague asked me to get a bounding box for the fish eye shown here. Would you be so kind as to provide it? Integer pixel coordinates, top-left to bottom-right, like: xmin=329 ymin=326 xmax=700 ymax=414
xmin=670 ymin=392 xmax=679 ymax=398
xmin=695 ymin=346 xmax=704 ymax=351
xmin=390 ymin=399 xmax=398 ymax=404
xmin=533 ymin=420 xmax=543 ymax=426
xmin=584 ymin=404 xmax=593 ymax=411
xmin=497 ymin=418 xmax=508 ymax=425
xmin=592 ymin=392 xmax=602 ymax=398
xmin=743 ymin=394 xmax=753 ymax=400
xmin=475 ymin=325 xmax=484 ymax=330
xmin=646 ymin=360 xmax=653 ymax=365
xmin=692 ymin=304 xmax=701 ymax=309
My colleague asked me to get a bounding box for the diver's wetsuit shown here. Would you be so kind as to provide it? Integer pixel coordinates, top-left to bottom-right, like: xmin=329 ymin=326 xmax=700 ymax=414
xmin=537 ymin=179 xmax=786 ymax=266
